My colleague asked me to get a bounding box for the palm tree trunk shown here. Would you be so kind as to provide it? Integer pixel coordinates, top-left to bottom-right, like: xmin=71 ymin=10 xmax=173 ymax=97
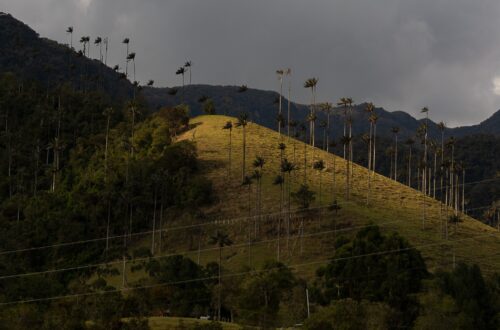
xmin=218 ymin=246 xmax=222 ymax=321
xmin=105 ymin=199 xmax=111 ymax=253
xmin=151 ymin=189 xmax=157 ymax=255
xmin=242 ymin=126 xmax=246 ymax=180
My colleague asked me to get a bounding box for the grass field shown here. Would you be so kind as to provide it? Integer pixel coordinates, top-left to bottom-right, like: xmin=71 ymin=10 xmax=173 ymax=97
xmin=169 ymin=115 xmax=500 ymax=276
xmin=99 ymin=114 xmax=500 ymax=301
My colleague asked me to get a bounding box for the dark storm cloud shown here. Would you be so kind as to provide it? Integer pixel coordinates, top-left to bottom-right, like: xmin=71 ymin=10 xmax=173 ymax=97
xmin=2 ymin=0 xmax=500 ymax=126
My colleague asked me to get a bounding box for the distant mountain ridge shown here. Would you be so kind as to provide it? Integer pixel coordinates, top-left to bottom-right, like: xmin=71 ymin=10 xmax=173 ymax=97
xmin=1 ymin=12 xmax=499 ymax=140
xmin=144 ymin=85 xmax=500 ymax=140
xmin=0 ymin=12 xmax=134 ymax=100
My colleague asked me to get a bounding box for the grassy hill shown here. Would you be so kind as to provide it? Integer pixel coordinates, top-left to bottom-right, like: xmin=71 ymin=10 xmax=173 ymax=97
xmin=160 ymin=115 xmax=500 ymax=277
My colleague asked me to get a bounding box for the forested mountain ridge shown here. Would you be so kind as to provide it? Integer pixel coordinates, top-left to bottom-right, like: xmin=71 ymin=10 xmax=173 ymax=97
xmin=1 ymin=11 xmax=499 ymax=141
xmin=144 ymin=85 xmax=500 ymax=140
xmin=0 ymin=12 xmax=134 ymax=100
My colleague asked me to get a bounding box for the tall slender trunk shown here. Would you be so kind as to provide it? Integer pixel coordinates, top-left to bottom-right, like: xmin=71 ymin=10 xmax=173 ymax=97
xmin=151 ymin=188 xmax=157 ymax=255
xmin=104 ymin=114 xmax=110 ymax=182
xmin=394 ymin=135 xmax=398 ymax=182
xmin=241 ymin=127 xmax=246 ymax=180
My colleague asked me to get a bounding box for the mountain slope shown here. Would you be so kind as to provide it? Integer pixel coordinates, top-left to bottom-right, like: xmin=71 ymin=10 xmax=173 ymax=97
xmin=0 ymin=12 xmax=134 ymax=100
xmin=144 ymin=85 xmax=500 ymax=140
xmin=167 ymin=115 xmax=500 ymax=276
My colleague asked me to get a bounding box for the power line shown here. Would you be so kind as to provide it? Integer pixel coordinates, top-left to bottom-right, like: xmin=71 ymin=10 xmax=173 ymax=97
xmin=1 ymin=230 xmax=499 ymax=307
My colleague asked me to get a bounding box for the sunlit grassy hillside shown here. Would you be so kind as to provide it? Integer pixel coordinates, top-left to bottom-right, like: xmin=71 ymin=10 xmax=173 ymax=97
xmin=173 ymin=115 xmax=500 ymax=276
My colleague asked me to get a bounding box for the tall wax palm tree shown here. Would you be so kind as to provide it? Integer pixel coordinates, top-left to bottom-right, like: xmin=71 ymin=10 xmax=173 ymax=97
xmin=235 ymin=113 xmax=249 ymax=180
xmin=103 ymin=107 xmax=114 ymax=183
xmin=299 ymin=123 xmax=308 ymax=184
xmin=276 ymin=69 xmax=285 ymax=135
xmin=337 ymin=98 xmax=349 ymax=159
xmin=329 ymin=140 xmax=338 ymax=197
xmin=281 ymin=158 xmax=296 ymax=256
xmin=285 ymin=68 xmax=292 ymax=138
xmin=365 ymin=103 xmax=375 ymax=173
xmin=304 ymin=78 xmax=318 ymax=146
xmin=209 ymin=231 xmax=233 ymax=321
xmin=341 ymin=135 xmax=352 ymax=199
xmin=370 ymin=113 xmax=379 ymax=174
xmin=319 ymin=120 xmax=328 ymax=150
xmin=320 ymin=102 xmax=333 ymax=152
xmin=313 ymin=160 xmax=325 ymax=205
xmin=405 ymin=138 xmax=415 ymax=187
xmin=391 ymin=127 xmax=400 ymax=181
xmin=289 ymin=120 xmax=298 ymax=161
xmin=95 ymin=37 xmax=103 ymax=61
xmin=421 ymin=107 xmax=430 ymax=196
xmin=362 ymin=134 xmax=371 ymax=205
xmin=184 ymin=61 xmax=192 ymax=85
xmin=66 ymin=26 xmax=73 ymax=49
xmin=253 ymin=156 xmax=266 ymax=237
xmin=446 ymin=137 xmax=456 ymax=211
xmin=127 ymin=52 xmax=136 ymax=82
xmin=123 ymin=38 xmax=130 ymax=77
xmin=307 ymin=112 xmax=317 ymax=150
xmin=222 ymin=121 xmax=233 ymax=176
xmin=103 ymin=37 xmax=109 ymax=65
xmin=273 ymin=174 xmax=285 ymax=260
xmin=437 ymin=121 xmax=446 ymax=202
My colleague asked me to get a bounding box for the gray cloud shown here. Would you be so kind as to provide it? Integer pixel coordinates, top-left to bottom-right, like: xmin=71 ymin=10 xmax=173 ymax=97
xmin=2 ymin=0 xmax=500 ymax=126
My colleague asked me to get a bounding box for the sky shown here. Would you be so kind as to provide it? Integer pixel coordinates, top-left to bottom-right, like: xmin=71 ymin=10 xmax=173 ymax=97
xmin=2 ymin=0 xmax=500 ymax=126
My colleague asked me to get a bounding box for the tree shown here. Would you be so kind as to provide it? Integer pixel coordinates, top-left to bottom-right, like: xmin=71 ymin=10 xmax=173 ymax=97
xmin=66 ymin=26 xmax=73 ymax=49
xmin=126 ymin=52 xmax=137 ymax=82
xmin=391 ymin=127 xmax=400 ymax=181
xmin=369 ymin=113 xmax=379 ymax=174
xmin=123 ymin=38 xmax=130 ymax=77
xmin=405 ymin=138 xmax=415 ymax=187
xmin=313 ymin=160 xmax=325 ymax=205
xmin=253 ymin=156 xmax=266 ymax=237
xmin=304 ymin=78 xmax=319 ymax=146
xmin=203 ymin=99 xmax=216 ymax=115
xmin=209 ymin=231 xmax=233 ymax=321
xmin=94 ymin=37 xmax=103 ymax=62
xmin=273 ymin=174 xmax=285 ymax=259
xmin=184 ymin=61 xmax=192 ymax=85
xmin=292 ymin=184 xmax=315 ymax=210
xmin=437 ymin=121 xmax=446 ymax=203
xmin=285 ymin=68 xmax=292 ymax=138
xmin=340 ymin=135 xmax=352 ymax=200
xmin=276 ymin=69 xmax=285 ymax=135
xmin=314 ymin=226 xmax=427 ymax=327
xmin=281 ymin=158 xmax=296 ymax=256
xmin=235 ymin=113 xmax=249 ymax=181
xmin=222 ymin=121 xmax=233 ymax=176
xmin=320 ymin=102 xmax=333 ymax=152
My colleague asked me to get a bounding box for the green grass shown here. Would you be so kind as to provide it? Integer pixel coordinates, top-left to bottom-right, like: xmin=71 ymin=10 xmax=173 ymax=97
xmin=94 ymin=114 xmax=500 ymax=326
xmin=141 ymin=316 xmax=244 ymax=329
xmin=172 ymin=115 xmax=500 ymax=276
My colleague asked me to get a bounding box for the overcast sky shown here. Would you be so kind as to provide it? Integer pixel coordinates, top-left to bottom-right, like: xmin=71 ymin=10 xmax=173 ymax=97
xmin=2 ymin=0 xmax=500 ymax=126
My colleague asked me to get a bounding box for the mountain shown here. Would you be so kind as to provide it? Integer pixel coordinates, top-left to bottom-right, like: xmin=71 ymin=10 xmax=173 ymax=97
xmin=144 ymin=85 xmax=500 ymax=140
xmin=1 ymin=12 xmax=498 ymax=140
xmin=0 ymin=12 xmax=134 ymax=100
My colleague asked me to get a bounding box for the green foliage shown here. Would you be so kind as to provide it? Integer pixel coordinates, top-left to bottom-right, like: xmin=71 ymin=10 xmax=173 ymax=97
xmin=304 ymin=299 xmax=394 ymax=330
xmin=147 ymin=255 xmax=211 ymax=317
xmin=291 ymin=184 xmax=315 ymax=209
xmin=313 ymin=226 xmax=427 ymax=326
xmin=203 ymin=99 xmax=216 ymax=115
xmin=432 ymin=263 xmax=498 ymax=329
xmin=237 ymin=261 xmax=296 ymax=328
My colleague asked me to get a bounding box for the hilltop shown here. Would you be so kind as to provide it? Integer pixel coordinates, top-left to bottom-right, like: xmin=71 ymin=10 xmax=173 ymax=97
xmin=153 ymin=114 xmax=500 ymax=274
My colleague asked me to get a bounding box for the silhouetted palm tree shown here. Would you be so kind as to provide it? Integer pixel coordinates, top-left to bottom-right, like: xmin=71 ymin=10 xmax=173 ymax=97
xmin=123 ymin=38 xmax=130 ymax=76
xmin=304 ymin=78 xmax=318 ymax=146
xmin=253 ymin=156 xmax=265 ymax=237
xmin=341 ymin=135 xmax=352 ymax=199
xmin=321 ymin=102 xmax=333 ymax=152
xmin=222 ymin=121 xmax=233 ymax=176
xmin=209 ymin=231 xmax=233 ymax=321
xmin=184 ymin=61 xmax=192 ymax=85
xmin=392 ymin=127 xmax=400 ymax=181
xmin=235 ymin=113 xmax=249 ymax=180
xmin=276 ymin=69 xmax=285 ymax=135
xmin=66 ymin=26 xmax=73 ymax=49
xmin=94 ymin=37 xmax=103 ymax=61
xmin=405 ymin=138 xmax=415 ymax=187
xmin=313 ymin=160 xmax=325 ymax=204
xmin=127 ymin=52 xmax=136 ymax=81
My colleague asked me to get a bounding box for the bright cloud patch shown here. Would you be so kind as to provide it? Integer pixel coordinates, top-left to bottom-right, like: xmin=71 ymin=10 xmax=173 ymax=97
xmin=77 ymin=0 xmax=93 ymax=11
